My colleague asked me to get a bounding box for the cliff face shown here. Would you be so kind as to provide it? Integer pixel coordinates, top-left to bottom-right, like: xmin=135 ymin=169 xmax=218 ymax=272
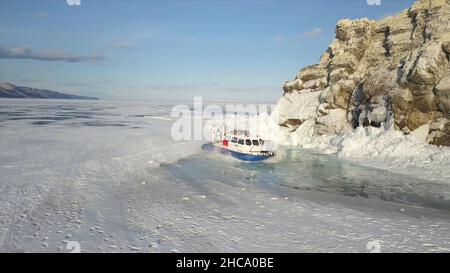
xmin=277 ymin=0 xmax=450 ymax=146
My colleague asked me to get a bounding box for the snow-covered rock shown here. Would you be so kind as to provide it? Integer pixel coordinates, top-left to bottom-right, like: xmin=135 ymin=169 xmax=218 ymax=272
xmin=276 ymin=0 xmax=450 ymax=146
xmin=274 ymin=90 xmax=321 ymax=131
xmin=271 ymin=0 xmax=450 ymax=182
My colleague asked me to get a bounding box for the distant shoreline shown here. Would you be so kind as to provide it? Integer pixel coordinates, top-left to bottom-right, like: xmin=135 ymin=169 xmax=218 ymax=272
xmin=0 ymin=82 xmax=99 ymax=100
xmin=0 ymin=96 xmax=99 ymax=100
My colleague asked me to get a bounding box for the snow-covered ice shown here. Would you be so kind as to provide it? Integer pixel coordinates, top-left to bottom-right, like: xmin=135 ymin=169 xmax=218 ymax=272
xmin=0 ymin=99 xmax=449 ymax=253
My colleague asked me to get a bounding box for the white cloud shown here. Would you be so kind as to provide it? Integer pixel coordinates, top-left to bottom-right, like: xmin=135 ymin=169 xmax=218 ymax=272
xmin=0 ymin=45 xmax=106 ymax=63
xmin=110 ymin=41 xmax=136 ymax=49
xmin=275 ymin=27 xmax=324 ymax=45
xmin=304 ymin=28 xmax=323 ymax=38
xmin=274 ymin=35 xmax=286 ymax=44
xmin=135 ymin=26 xmax=165 ymax=40
xmin=34 ymin=11 xmax=48 ymax=18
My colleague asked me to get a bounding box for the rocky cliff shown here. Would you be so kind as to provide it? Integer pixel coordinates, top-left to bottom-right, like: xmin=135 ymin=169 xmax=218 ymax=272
xmin=277 ymin=0 xmax=450 ymax=146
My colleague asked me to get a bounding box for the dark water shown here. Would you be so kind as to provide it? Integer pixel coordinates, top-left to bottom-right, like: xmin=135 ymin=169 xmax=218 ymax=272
xmin=164 ymin=148 xmax=450 ymax=212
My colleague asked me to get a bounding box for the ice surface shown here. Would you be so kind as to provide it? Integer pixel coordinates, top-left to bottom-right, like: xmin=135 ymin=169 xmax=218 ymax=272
xmin=0 ymin=99 xmax=449 ymax=252
xmin=275 ymin=117 xmax=450 ymax=183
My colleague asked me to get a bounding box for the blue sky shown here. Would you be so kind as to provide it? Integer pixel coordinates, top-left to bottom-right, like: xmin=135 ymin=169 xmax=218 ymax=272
xmin=0 ymin=0 xmax=416 ymax=101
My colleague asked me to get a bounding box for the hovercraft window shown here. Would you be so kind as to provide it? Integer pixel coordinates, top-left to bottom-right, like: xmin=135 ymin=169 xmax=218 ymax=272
xmin=246 ymin=139 xmax=252 ymax=146
xmin=238 ymin=139 xmax=244 ymax=145
xmin=231 ymin=137 xmax=238 ymax=143
xmin=252 ymin=140 xmax=259 ymax=145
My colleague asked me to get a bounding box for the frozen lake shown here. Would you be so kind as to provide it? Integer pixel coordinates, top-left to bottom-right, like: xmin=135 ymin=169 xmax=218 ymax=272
xmin=0 ymin=99 xmax=449 ymax=252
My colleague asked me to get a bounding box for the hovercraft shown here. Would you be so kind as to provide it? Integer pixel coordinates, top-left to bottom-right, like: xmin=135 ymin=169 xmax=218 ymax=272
xmin=201 ymin=127 xmax=275 ymax=161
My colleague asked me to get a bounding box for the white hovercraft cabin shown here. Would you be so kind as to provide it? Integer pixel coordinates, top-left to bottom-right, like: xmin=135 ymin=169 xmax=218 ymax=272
xmin=202 ymin=127 xmax=275 ymax=161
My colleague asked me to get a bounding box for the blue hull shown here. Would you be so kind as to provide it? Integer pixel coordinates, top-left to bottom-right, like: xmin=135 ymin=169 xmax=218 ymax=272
xmin=229 ymin=150 xmax=271 ymax=161
xmin=201 ymin=143 xmax=272 ymax=162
